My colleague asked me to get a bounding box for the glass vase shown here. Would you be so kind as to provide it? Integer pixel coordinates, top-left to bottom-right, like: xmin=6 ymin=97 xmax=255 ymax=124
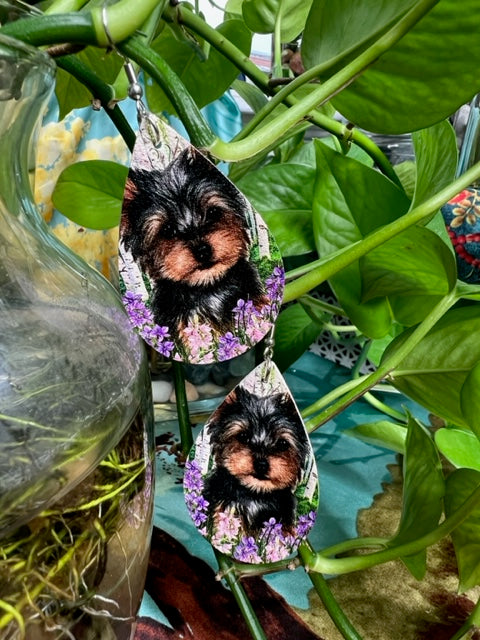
xmin=0 ymin=34 xmax=154 ymax=639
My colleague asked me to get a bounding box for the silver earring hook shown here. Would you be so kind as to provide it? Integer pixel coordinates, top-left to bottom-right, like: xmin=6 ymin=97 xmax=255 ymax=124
xmin=261 ymin=328 xmax=276 ymax=383
xmin=101 ymin=4 xmax=151 ymax=126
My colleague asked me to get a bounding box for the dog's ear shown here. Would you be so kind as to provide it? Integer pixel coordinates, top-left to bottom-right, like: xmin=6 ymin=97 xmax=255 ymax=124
xmin=123 ymin=175 xmax=138 ymax=205
xmin=274 ymin=392 xmax=298 ymax=419
xmin=120 ymin=176 xmax=138 ymax=239
xmin=223 ymin=388 xmax=238 ymax=406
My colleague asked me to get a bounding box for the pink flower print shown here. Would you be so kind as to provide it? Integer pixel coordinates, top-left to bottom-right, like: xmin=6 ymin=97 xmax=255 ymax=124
xmin=181 ymin=321 xmax=214 ymax=360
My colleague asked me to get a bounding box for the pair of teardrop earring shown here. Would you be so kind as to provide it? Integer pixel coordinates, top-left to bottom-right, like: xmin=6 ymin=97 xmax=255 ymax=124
xmin=119 ymin=109 xmax=318 ymax=564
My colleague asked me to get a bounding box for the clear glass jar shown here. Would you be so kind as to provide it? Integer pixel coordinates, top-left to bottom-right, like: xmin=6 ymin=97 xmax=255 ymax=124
xmin=0 ymin=34 xmax=154 ymax=639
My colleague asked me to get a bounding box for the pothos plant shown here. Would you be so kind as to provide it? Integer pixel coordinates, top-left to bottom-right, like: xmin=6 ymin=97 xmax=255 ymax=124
xmin=3 ymin=0 xmax=480 ymax=638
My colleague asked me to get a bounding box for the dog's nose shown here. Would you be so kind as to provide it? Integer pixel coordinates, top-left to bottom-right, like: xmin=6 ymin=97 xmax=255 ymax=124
xmin=254 ymin=458 xmax=269 ymax=478
xmin=192 ymin=240 xmax=213 ymax=265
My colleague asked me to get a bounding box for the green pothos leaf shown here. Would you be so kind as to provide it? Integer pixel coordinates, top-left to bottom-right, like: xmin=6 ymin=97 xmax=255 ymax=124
xmin=326 ymin=0 xmax=480 ymax=134
xmin=460 ymin=362 xmax=480 ymax=439
xmin=385 ymin=306 xmax=480 ymax=428
xmin=55 ymin=47 xmax=124 ymax=120
xmin=445 ymin=469 xmax=480 ymax=591
xmin=389 ymin=413 xmax=445 ymax=579
xmin=345 ymin=420 xmax=407 ymax=453
xmin=242 ymin=0 xmax=314 ymax=42
xmin=273 ymin=303 xmax=323 ymax=372
xmin=312 ymin=139 xmax=410 ymax=338
xmin=360 ymin=226 xmax=457 ymax=326
xmin=52 ymin=160 xmax=128 ymax=230
xmin=435 ymin=428 xmax=480 ymax=472
xmin=237 ymin=163 xmax=316 ymax=256
xmin=411 ymin=120 xmax=458 ymax=213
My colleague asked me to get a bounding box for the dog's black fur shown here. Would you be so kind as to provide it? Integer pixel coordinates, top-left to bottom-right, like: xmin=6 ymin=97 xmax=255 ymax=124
xmin=120 ymin=147 xmax=266 ymax=336
xmin=204 ymin=386 xmax=308 ymax=535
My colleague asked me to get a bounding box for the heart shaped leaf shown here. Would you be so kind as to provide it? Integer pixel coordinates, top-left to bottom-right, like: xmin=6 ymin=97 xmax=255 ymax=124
xmin=312 ymin=139 xmax=410 ymax=338
xmin=237 ymin=163 xmax=316 ymax=256
xmin=273 ymin=303 xmax=324 ymax=371
xmin=360 ymin=226 xmax=457 ymax=325
xmin=302 ymin=0 xmax=416 ymax=73
xmin=52 ymin=160 xmax=127 ymax=230
xmin=147 ymin=19 xmax=251 ymax=114
xmin=389 ymin=413 xmax=444 ymax=579
xmin=345 ymin=420 xmax=407 ymax=453
xmin=435 ymin=428 xmax=480 ymax=471
xmin=327 ymin=0 xmax=480 ymax=133
xmin=242 ymin=0 xmax=314 ymax=42
xmin=445 ymin=469 xmax=480 ymax=592
xmin=385 ymin=306 xmax=480 ymax=427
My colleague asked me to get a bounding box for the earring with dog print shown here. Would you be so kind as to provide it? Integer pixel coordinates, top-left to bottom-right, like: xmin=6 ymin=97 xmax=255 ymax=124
xmin=184 ymin=332 xmax=319 ymax=564
xmin=117 ymin=66 xmax=284 ymax=365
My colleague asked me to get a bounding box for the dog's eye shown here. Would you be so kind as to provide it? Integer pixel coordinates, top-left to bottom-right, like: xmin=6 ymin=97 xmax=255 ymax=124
xmin=161 ymin=221 xmax=177 ymax=239
xmin=236 ymin=431 xmax=250 ymax=445
xmin=274 ymin=438 xmax=290 ymax=453
xmin=206 ymin=205 xmax=223 ymax=222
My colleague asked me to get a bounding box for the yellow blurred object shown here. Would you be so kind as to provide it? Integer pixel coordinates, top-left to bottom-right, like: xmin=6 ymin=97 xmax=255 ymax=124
xmin=34 ymin=113 xmax=129 ymax=282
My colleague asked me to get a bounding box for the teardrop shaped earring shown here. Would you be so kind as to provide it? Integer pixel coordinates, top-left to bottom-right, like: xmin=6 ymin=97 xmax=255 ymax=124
xmin=110 ymin=46 xmax=318 ymax=561
xmin=118 ymin=76 xmax=284 ymax=365
xmin=184 ymin=333 xmax=319 ymax=563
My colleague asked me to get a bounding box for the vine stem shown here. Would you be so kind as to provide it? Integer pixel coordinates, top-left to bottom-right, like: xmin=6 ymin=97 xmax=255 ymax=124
xmin=0 ymin=17 xmax=215 ymax=148
xmin=2 ymin=0 xmax=434 ymax=172
xmin=119 ymin=37 xmax=214 ymax=147
xmin=283 ymin=158 xmax=480 ymax=303
xmin=202 ymin=0 xmax=441 ymax=161
xmin=45 ymin=0 xmax=90 ymax=13
xmin=172 ymin=362 xmax=193 ymax=456
xmin=301 ymin=481 xmax=480 ymax=575
xmin=165 ymin=3 xmax=401 ymax=185
xmin=351 ymin=342 xmax=406 ymax=422
xmin=299 ymin=542 xmax=364 ymax=640
xmin=303 ymin=289 xmax=457 ymax=431
xmin=90 ymin=0 xmax=167 ymax=46
xmin=55 ymin=54 xmax=137 ymax=150
xmin=215 ymin=553 xmax=268 ymax=640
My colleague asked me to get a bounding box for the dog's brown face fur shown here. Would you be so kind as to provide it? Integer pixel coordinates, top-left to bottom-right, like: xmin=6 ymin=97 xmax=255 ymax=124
xmin=139 ymin=190 xmax=249 ymax=287
xmin=208 ymin=386 xmax=307 ymax=495
xmin=220 ymin=422 xmax=302 ymax=493
xmin=121 ymin=148 xmax=251 ymax=289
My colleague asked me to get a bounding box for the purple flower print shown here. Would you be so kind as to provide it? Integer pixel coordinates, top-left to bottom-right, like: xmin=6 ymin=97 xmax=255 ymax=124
xmin=142 ymin=323 xmax=174 ymax=357
xmin=296 ymin=511 xmax=317 ymax=538
xmin=123 ymin=291 xmax=154 ymax=328
xmin=265 ymin=266 xmax=285 ymax=303
xmin=218 ymin=332 xmax=245 ymax=361
xmin=157 ymin=339 xmax=175 ymax=357
xmin=262 ymin=517 xmax=284 ymax=538
xmin=233 ymin=536 xmax=262 ymax=564
xmin=183 ymin=460 xmax=203 ymax=492
xmin=233 ymin=298 xmax=257 ymax=328
xmin=184 ymin=460 xmax=209 ymax=531
xmin=122 ymin=291 xmax=175 ymax=357
xmin=191 ymin=498 xmax=209 ymax=527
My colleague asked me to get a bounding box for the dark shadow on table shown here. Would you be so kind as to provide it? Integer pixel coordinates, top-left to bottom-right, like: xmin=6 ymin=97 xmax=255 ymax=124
xmin=134 ymin=526 xmax=323 ymax=640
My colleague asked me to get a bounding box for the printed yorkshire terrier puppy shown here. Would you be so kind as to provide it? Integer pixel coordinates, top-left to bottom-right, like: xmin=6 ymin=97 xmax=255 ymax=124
xmin=203 ymin=386 xmax=309 ymax=536
xmin=120 ymin=147 xmax=266 ymax=337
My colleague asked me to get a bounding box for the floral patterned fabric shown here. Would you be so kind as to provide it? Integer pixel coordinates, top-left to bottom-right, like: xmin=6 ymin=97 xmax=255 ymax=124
xmin=442 ymin=187 xmax=480 ymax=283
